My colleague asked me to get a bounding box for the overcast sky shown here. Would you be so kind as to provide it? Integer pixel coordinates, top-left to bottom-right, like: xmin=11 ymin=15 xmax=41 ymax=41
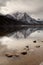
xmin=0 ymin=0 xmax=43 ymax=19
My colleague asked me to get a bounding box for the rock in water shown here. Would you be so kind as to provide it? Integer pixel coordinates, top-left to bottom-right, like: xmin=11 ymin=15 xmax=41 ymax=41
xmin=25 ymin=46 xmax=29 ymax=50
xmin=15 ymin=54 xmax=19 ymax=57
xmin=21 ymin=50 xmax=27 ymax=55
xmin=5 ymin=50 xmax=14 ymax=58
xmin=35 ymin=45 xmax=40 ymax=48
xmin=33 ymin=40 xmax=36 ymax=43
xmin=5 ymin=53 xmax=13 ymax=57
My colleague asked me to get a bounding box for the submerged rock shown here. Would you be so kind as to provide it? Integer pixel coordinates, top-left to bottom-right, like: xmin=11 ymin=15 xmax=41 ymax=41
xmin=5 ymin=50 xmax=20 ymax=58
xmin=15 ymin=54 xmax=19 ymax=57
xmin=35 ymin=45 xmax=40 ymax=48
xmin=21 ymin=50 xmax=27 ymax=55
xmin=41 ymin=41 xmax=43 ymax=42
xmin=33 ymin=40 xmax=36 ymax=43
xmin=25 ymin=46 xmax=29 ymax=50
xmin=26 ymin=46 xmax=29 ymax=48
xmin=5 ymin=50 xmax=14 ymax=58
xmin=5 ymin=53 xmax=13 ymax=57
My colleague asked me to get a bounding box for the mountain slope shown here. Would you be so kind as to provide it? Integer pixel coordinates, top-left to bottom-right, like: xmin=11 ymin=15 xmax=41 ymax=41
xmin=0 ymin=14 xmax=28 ymax=35
xmin=6 ymin=12 xmax=39 ymax=24
xmin=0 ymin=12 xmax=43 ymax=36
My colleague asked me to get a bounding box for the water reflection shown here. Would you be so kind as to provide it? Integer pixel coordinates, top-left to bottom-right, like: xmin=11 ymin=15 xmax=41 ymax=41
xmin=6 ymin=27 xmax=43 ymax=39
xmin=0 ymin=27 xmax=43 ymax=65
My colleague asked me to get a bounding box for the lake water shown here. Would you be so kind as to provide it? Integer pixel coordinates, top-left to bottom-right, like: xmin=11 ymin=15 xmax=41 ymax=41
xmin=0 ymin=27 xmax=43 ymax=65
xmin=0 ymin=27 xmax=43 ymax=50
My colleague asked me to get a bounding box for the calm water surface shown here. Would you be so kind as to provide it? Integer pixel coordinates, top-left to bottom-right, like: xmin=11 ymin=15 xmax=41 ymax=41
xmin=0 ymin=27 xmax=43 ymax=65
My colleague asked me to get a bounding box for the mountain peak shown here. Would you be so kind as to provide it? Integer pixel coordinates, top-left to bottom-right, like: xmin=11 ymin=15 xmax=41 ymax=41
xmin=6 ymin=12 xmax=39 ymax=24
xmin=12 ymin=12 xmax=31 ymax=20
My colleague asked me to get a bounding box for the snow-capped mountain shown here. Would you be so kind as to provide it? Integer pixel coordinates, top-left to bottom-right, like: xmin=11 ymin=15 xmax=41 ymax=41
xmin=0 ymin=12 xmax=43 ymax=36
xmin=6 ymin=12 xmax=39 ymax=24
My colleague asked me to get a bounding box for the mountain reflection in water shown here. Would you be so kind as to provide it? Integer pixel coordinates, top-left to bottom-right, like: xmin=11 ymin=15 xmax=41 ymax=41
xmin=0 ymin=27 xmax=43 ymax=51
xmin=6 ymin=27 xmax=43 ymax=39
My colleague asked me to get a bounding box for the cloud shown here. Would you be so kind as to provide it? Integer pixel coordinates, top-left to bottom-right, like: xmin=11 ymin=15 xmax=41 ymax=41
xmin=0 ymin=0 xmax=43 ymax=19
xmin=0 ymin=0 xmax=10 ymax=7
xmin=0 ymin=0 xmax=29 ymax=14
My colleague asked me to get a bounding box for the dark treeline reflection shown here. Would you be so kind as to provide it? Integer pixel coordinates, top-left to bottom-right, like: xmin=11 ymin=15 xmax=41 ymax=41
xmin=0 ymin=27 xmax=27 ymax=36
xmin=6 ymin=27 xmax=43 ymax=39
